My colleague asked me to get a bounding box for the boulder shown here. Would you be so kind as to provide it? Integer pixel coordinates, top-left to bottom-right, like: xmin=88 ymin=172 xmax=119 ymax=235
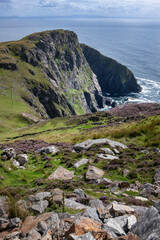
xmin=155 ymin=199 xmax=160 ymax=212
xmin=102 ymin=218 xmax=126 ymax=238
xmin=17 ymin=154 xmax=28 ymax=166
xmin=97 ymin=154 xmax=119 ymax=160
xmin=75 ymin=217 xmax=101 ymax=233
xmin=86 ymin=166 xmax=105 ymax=180
xmin=110 ymin=203 xmax=134 ymax=217
xmin=83 ymin=207 xmax=101 ymax=223
xmin=73 ymin=138 xmax=127 ymax=151
xmin=13 ymin=160 xmax=20 ymax=167
xmin=74 ymin=189 xmax=85 ymax=198
xmin=28 ymin=229 xmax=41 ymax=240
xmin=130 ymin=205 xmax=148 ymax=217
xmin=74 ymin=158 xmax=90 ymax=168
xmin=4 ymin=231 xmax=20 ymax=240
xmin=45 ymin=213 xmax=60 ymax=231
xmin=154 ymin=167 xmax=160 ymax=185
xmin=140 ymin=183 xmax=158 ymax=197
xmin=1 ymin=148 xmax=16 ymax=160
xmin=37 ymin=220 xmax=48 ymax=235
xmin=9 ymin=217 xmax=21 ymax=228
xmin=45 ymin=145 xmax=59 ymax=155
xmin=29 ymin=200 xmax=49 ymax=214
xmin=65 ymin=199 xmax=87 ymax=210
xmin=64 ymin=223 xmax=85 ymax=238
xmin=135 ymin=196 xmax=148 ymax=202
xmin=131 ymin=206 xmax=160 ymax=240
xmin=47 ymin=166 xmax=74 ymax=181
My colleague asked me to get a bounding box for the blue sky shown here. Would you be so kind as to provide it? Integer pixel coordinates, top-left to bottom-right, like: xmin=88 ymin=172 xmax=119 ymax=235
xmin=0 ymin=0 xmax=160 ymax=18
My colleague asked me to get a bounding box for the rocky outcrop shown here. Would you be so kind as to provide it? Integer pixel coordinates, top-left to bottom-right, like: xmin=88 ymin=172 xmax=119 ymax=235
xmin=81 ymin=44 xmax=141 ymax=96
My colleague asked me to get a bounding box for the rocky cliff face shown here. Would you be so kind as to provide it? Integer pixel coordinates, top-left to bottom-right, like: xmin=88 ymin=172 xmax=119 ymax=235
xmin=81 ymin=44 xmax=141 ymax=96
xmin=0 ymin=30 xmax=141 ymax=120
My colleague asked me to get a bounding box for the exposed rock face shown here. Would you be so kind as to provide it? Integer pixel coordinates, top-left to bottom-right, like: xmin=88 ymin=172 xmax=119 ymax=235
xmin=81 ymin=44 xmax=141 ymax=96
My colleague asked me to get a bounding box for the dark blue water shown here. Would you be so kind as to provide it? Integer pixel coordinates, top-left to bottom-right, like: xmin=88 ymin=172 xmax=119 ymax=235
xmin=0 ymin=17 xmax=160 ymax=105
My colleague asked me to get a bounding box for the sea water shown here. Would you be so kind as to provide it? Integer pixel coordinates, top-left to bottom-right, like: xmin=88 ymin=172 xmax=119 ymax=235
xmin=0 ymin=17 xmax=160 ymax=106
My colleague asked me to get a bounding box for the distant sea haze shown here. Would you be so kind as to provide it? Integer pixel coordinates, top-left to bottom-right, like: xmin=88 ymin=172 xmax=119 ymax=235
xmin=0 ymin=17 xmax=160 ymax=105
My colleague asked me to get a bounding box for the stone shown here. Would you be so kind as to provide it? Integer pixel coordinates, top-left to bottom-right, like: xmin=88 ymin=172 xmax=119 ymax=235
xmin=74 ymin=189 xmax=85 ymax=198
xmin=74 ymin=158 xmax=90 ymax=168
xmin=135 ymin=196 xmax=148 ymax=202
xmin=37 ymin=220 xmax=48 ymax=235
xmin=69 ymin=232 xmax=96 ymax=240
xmin=140 ymin=183 xmax=158 ymax=197
xmin=1 ymin=148 xmax=16 ymax=160
xmin=88 ymin=199 xmax=104 ymax=210
xmin=75 ymin=217 xmax=101 ymax=233
xmin=4 ymin=231 xmax=20 ymax=240
xmin=73 ymin=138 xmax=127 ymax=151
xmin=28 ymin=229 xmax=41 ymax=240
xmin=127 ymin=215 xmax=137 ymax=230
xmin=110 ymin=203 xmax=134 ymax=217
xmin=13 ymin=160 xmax=20 ymax=167
xmin=123 ymin=169 xmax=129 ymax=177
xmin=97 ymin=154 xmax=119 ymax=160
xmin=9 ymin=217 xmax=21 ymax=228
xmin=130 ymin=205 xmax=148 ymax=217
xmin=0 ymin=216 xmax=9 ymax=231
xmin=41 ymin=231 xmax=52 ymax=240
xmin=101 ymin=148 xmax=115 ymax=155
xmin=65 ymin=199 xmax=87 ymax=210
xmin=45 ymin=213 xmax=60 ymax=231
xmin=104 ymin=215 xmax=128 ymax=231
xmin=45 ymin=145 xmax=59 ymax=155
xmin=113 ymin=232 xmax=138 ymax=240
xmin=35 ymin=192 xmax=51 ymax=201
xmin=113 ymin=148 xmax=120 ymax=154
xmin=29 ymin=200 xmax=49 ymax=214
xmin=36 ymin=147 xmax=46 ymax=154
xmin=131 ymin=206 xmax=160 ymax=240
xmin=102 ymin=218 xmax=126 ymax=238
xmin=64 ymin=223 xmax=85 ymax=238
xmin=0 ymin=196 xmax=8 ymax=216
xmin=47 ymin=166 xmax=74 ymax=181
xmin=51 ymin=188 xmax=63 ymax=202
xmin=154 ymin=199 xmax=160 ymax=212
xmin=17 ymin=154 xmax=28 ymax=166
xmin=154 ymin=167 xmax=160 ymax=185
xmin=86 ymin=166 xmax=105 ymax=180
xmin=83 ymin=207 xmax=101 ymax=223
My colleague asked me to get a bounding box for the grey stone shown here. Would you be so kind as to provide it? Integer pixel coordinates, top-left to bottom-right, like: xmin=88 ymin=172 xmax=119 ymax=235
xmin=88 ymin=199 xmax=104 ymax=210
xmin=101 ymin=148 xmax=115 ymax=155
xmin=4 ymin=231 xmax=20 ymax=240
xmin=28 ymin=229 xmax=41 ymax=240
xmin=127 ymin=215 xmax=137 ymax=230
xmin=0 ymin=196 xmax=8 ymax=216
xmin=130 ymin=205 xmax=148 ymax=217
xmin=37 ymin=220 xmax=48 ymax=235
xmin=36 ymin=147 xmax=46 ymax=154
xmin=13 ymin=160 xmax=20 ymax=167
xmin=74 ymin=158 xmax=90 ymax=168
xmin=29 ymin=200 xmax=49 ymax=214
xmin=45 ymin=145 xmax=59 ymax=155
xmin=17 ymin=154 xmax=28 ymax=166
xmin=140 ymin=183 xmax=158 ymax=197
xmin=102 ymin=218 xmax=126 ymax=238
xmin=35 ymin=192 xmax=51 ymax=201
xmin=97 ymin=154 xmax=119 ymax=160
xmin=74 ymin=188 xmax=85 ymax=198
xmin=1 ymin=148 xmax=16 ymax=160
xmin=123 ymin=169 xmax=130 ymax=177
xmin=0 ymin=216 xmax=9 ymax=231
xmin=51 ymin=188 xmax=63 ymax=202
xmin=73 ymin=138 xmax=127 ymax=151
xmin=9 ymin=217 xmax=21 ymax=228
xmin=70 ymin=232 xmax=96 ymax=240
xmin=154 ymin=167 xmax=160 ymax=185
xmin=46 ymin=213 xmax=60 ymax=230
xmin=131 ymin=206 xmax=160 ymax=240
xmin=110 ymin=203 xmax=134 ymax=217
xmin=83 ymin=207 xmax=101 ymax=223
xmin=86 ymin=166 xmax=105 ymax=180
xmin=155 ymin=199 xmax=160 ymax=213
xmin=65 ymin=199 xmax=87 ymax=210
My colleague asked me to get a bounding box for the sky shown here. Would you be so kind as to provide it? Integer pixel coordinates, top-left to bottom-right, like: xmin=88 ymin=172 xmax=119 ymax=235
xmin=0 ymin=0 xmax=160 ymax=18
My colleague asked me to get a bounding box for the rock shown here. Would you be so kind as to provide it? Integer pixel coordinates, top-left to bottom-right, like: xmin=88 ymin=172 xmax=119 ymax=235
xmin=45 ymin=213 xmax=60 ymax=231
xmin=73 ymin=138 xmax=127 ymax=151
xmin=97 ymin=154 xmax=119 ymax=160
xmin=88 ymin=199 xmax=104 ymax=210
xmin=154 ymin=199 xmax=160 ymax=212
xmin=123 ymin=169 xmax=129 ymax=177
xmin=35 ymin=192 xmax=51 ymax=201
xmin=45 ymin=145 xmax=59 ymax=155
xmin=36 ymin=147 xmax=46 ymax=154
xmin=75 ymin=216 xmax=102 ymax=233
xmin=74 ymin=158 xmax=90 ymax=168
xmin=113 ymin=232 xmax=138 ymax=240
xmin=140 ymin=183 xmax=158 ymax=197
xmin=131 ymin=206 xmax=160 ymax=240
xmin=65 ymin=199 xmax=87 ymax=210
xmin=28 ymin=229 xmax=41 ymax=240
xmin=154 ymin=167 xmax=160 ymax=185
xmin=17 ymin=154 xmax=28 ymax=166
xmin=135 ymin=196 xmax=148 ymax=202
xmin=41 ymin=231 xmax=52 ymax=240
xmin=130 ymin=205 xmax=148 ymax=217
xmin=83 ymin=207 xmax=101 ymax=223
xmin=113 ymin=148 xmax=120 ymax=154
xmin=29 ymin=200 xmax=49 ymax=214
xmin=127 ymin=215 xmax=137 ymax=231
xmin=64 ymin=223 xmax=85 ymax=238
xmin=102 ymin=218 xmax=126 ymax=238
xmin=118 ymin=182 xmax=130 ymax=189
xmin=51 ymin=188 xmax=63 ymax=203
xmin=101 ymin=148 xmax=115 ymax=155
xmin=0 ymin=216 xmax=9 ymax=231
xmin=1 ymin=148 xmax=16 ymax=160
xmin=74 ymin=189 xmax=85 ymax=198
xmin=4 ymin=231 xmax=20 ymax=240
xmin=47 ymin=166 xmax=74 ymax=181
xmin=86 ymin=166 xmax=105 ymax=180
xmin=110 ymin=203 xmax=134 ymax=217
xmin=9 ymin=217 xmax=21 ymax=228
xmin=37 ymin=220 xmax=48 ymax=235
xmin=0 ymin=196 xmax=8 ymax=216
xmin=13 ymin=160 xmax=20 ymax=167
xmin=69 ymin=232 xmax=96 ymax=240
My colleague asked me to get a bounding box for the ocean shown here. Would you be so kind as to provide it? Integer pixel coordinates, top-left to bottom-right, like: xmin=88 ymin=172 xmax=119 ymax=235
xmin=0 ymin=17 xmax=160 ymax=106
